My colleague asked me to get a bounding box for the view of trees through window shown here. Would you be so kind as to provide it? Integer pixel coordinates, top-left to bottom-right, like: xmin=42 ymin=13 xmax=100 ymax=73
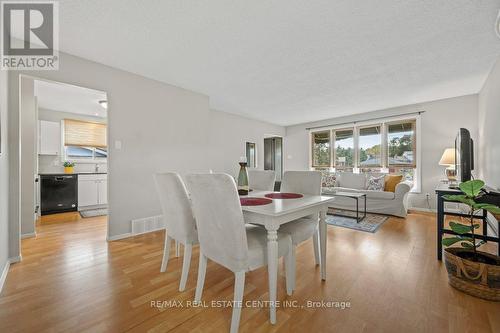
xmin=310 ymin=118 xmax=417 ymax=182
xmin=334 ymin=129 xmax=353 ymax=169
xmin=359 ymin=126 xmax=381 ymax=167
xmin=388 ymin=122 xmax=415 ymax=166
xmin=311 ymin=131 xmax=330 ymax=167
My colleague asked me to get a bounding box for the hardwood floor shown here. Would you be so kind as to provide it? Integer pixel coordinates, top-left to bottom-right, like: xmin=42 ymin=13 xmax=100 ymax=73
xmin=0 ymin=211 xmax=499 ymax=332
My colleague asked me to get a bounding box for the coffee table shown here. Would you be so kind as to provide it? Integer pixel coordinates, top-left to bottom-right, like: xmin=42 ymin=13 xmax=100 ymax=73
xmin=329 ymin=191 xmax=367 ymax=223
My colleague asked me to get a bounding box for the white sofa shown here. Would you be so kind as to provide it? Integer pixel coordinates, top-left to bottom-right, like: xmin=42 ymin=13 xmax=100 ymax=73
xmin=321 ymin=172 xmax=412 ymax=217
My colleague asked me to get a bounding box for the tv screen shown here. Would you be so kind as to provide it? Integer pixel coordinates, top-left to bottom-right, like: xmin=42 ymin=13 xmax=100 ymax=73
xmin=455 ymin=128 xmax=474 ymax=182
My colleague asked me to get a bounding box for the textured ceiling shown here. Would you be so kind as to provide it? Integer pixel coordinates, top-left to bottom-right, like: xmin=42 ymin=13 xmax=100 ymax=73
xmin=34 ymin=80 xmax=107 ymax=118
xmin=57 ymin=0 xmax=500 ymax=125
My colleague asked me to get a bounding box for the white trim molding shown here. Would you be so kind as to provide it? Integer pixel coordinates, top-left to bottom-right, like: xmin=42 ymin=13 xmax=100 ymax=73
xmin=0 ymin=260 xmax=10 ymax=294
xmin=21 ymin=232 xmax=36 ymax=239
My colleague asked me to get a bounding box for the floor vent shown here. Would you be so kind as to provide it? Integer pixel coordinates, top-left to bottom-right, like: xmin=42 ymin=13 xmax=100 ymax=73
xmin=131 ymin=215 xmax=165 ymax=235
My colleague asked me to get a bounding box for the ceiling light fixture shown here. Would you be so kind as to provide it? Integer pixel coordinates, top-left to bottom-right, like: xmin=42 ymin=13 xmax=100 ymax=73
xmin=98 ymin=100 xmax=108 ymax=109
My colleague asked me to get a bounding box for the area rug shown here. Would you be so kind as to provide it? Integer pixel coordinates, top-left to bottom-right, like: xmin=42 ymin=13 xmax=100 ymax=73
xmin=326 ymin=208 xmax=388 ymax=233
xmin=80 ymin=209 xmax=108 ymax=218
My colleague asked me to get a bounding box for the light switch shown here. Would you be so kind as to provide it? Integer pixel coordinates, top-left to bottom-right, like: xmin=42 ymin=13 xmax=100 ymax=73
xmin=114 ymin=140 xmax=122 ymax=150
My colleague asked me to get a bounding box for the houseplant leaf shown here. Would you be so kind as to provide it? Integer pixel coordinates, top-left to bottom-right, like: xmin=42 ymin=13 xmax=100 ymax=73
xmin=442 ymin=237 xmax=463 ymax=246
xmin=449 ymin=221 xmax=473 ymax=234
xmin=443 ymin=194 xmax=474 ymax=206
xmin=459 ymin=180 xmax=484 ymax=197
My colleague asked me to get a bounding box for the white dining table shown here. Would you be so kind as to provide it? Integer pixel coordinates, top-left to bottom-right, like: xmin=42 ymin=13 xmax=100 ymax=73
xmin=241 ymin=191 xmax=335 ymax=324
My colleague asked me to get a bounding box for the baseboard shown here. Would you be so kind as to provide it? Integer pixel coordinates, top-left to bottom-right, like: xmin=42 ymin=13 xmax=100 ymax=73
xmin=106 ymin=233 xmax=133 ymax=241
xmin=408 ymin=207 xmax=436 ymax=213
xmin=9 ymin=255 xmax=22 ymax=263
xmin=0 ymin=260 xmax=10 ymax=294
xmin=21 ymin=232 xmax=36 ymax=239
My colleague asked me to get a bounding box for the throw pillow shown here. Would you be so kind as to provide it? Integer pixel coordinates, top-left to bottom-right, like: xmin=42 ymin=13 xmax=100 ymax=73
xmin=367 ymin=175 xmax=385 ymax=191
xmin=384 ymin=174 xmax=403 ymax=192
xmin=322 ymin=173 xmax=336 ymax=188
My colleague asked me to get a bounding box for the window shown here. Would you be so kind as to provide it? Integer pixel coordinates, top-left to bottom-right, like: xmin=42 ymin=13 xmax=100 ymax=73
xmin=358 ymin=125 xmax=381 ymax=168
xmin=311 ymin=131 xmax=331 ymax=168
xmin=245 ymin=142 xmax=256 ymax=168
xmin=63 ymin=119 xmax=107 ymax=162
xmin=334 ymin=128 xmax=353 ymax=170
xmin=387 ymin=121 xmax=415 ymax=167
xmin=309 ymin=115 xmax=420 ymax=190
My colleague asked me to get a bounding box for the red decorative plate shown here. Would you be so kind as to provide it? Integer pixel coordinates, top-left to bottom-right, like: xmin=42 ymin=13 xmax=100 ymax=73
xmin=265 ymin=193 xmax=303 ymax=199
xmin=240 ymin=197 xmax=273 ymax=206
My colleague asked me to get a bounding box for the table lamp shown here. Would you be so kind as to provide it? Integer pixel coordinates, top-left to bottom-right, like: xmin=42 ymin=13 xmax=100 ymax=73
xmin=439 ymin=148 xmax=456 ymax=182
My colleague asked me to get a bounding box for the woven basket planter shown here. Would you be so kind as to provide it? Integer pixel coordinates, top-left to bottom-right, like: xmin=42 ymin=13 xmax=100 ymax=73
xmin=444 ymin=248 xmax=500 ymax=301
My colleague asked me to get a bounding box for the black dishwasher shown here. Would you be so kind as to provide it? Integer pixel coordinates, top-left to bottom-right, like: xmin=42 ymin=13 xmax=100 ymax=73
xmin=40 ymin=174 xmax=78 ymax=215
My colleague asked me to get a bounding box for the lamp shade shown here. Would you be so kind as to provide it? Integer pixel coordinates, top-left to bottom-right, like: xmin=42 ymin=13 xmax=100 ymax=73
xmin=439 ymin=148 xmax=455 ymax=166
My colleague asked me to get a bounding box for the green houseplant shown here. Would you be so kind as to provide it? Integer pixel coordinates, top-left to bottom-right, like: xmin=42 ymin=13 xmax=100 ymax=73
xmin=442 ymin=179 xmax=500 ymax=301
xmin=63 ymin=161 xmax=75 ymax=174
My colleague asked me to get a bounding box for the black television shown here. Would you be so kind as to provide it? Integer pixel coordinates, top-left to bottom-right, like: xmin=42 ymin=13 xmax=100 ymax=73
xmin=455 ymin=128 xmax=474 ymax=182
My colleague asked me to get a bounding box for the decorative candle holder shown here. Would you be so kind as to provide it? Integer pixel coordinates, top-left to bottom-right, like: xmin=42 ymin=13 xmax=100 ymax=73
xmin=237 ymin=160 xmax=249 ymax=195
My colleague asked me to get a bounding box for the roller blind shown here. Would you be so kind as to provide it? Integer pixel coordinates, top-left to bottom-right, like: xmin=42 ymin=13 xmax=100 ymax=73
xmin=64 ymin=119 xmax=107 ymax=148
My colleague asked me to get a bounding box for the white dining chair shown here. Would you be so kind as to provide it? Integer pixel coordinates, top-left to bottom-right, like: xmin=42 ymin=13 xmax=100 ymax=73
xmin=185 ymin=173 xmax=292 ymax=333
xmin=277 ymin=170 xmax=322 ymax=295
xmin=248 ymin=169 xmax=276 ymax=191
xmin=154 ymin=172 xmax=198 ymax=291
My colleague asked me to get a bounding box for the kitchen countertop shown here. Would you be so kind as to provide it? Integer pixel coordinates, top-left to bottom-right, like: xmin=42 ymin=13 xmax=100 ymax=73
xmin=38 ymin=172 xmax=108 ymax=176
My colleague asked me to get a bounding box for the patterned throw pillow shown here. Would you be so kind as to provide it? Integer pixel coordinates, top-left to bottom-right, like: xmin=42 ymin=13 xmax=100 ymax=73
xmin=366 ymin=175 xmax=385 ymax=191
xmin=321 ymin=172 xmax=336 ymax=188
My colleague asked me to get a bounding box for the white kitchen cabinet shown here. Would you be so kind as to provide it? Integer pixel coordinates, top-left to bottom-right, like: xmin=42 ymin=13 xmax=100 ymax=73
xmin=39 ymin=120 xmax=61 ymax=155
xmin=98 ymin=179 xmax=108 ymax=205
xmin=78 ymin=174 xmax=108 ymax=208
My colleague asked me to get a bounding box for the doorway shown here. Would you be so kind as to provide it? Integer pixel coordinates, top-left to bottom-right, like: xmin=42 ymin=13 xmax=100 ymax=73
xmin=264 ymin=136 xmax=283 ymax=183
xmin=19 ymin=76 xmax=109 ymax=246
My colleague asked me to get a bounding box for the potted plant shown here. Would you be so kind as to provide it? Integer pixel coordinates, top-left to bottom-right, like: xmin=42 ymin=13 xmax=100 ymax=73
xmin=63 ymin=161 xmax=75 ymax=174
xmin=442 ymin=179 xmax=500 ymax=301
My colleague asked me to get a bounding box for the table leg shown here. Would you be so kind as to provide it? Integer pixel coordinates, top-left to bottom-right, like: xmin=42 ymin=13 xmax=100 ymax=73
xmin=319 ymin=209 xmax=327 ymax=281
xmin=266 ymin=227 xmax=278 ymax=324
xmin=437 ymin=194 xmax=444 ymax=260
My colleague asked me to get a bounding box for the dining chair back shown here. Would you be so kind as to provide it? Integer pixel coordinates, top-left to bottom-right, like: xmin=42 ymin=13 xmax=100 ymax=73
xmin=248 ymin=170 xmax=276 ymax=191
xmin=280 ymin=170 xmax=322 ymax=195
xmin=154 ymin=172 xmax=198 ymax=291
xmin=186 ymin=173 xmax=249 ymax=272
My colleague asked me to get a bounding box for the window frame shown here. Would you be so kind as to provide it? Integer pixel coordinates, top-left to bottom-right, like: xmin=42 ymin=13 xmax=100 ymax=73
xmin=309 ymin=113 xmax=421 ymax=192
xmin=332 ymin=127 xmax=354 ymax=170
xmin=357 ymin=124 xmax=382 ymax=168
xmin=310 ymin=130 xmax=332 ymax=168
xmin=385 ymin=120 xmax=416 ymax=168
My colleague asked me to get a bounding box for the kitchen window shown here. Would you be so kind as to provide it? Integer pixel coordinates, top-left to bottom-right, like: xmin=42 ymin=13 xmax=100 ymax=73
xmin=63 ymin=119 xmax=107 ymax=162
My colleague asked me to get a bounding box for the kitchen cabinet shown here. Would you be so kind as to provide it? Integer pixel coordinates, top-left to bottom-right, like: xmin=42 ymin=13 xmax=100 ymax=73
xmin=78 ymin=174 xmax=108 ymax=208
xmin=39 ymin=120 xmax=61 ymax=155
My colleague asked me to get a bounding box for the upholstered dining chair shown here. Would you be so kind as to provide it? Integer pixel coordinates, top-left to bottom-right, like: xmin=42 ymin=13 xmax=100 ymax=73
xmin=154 ymin=172 xmax=198 ymax=292
xmin=278 ymin=170 xmax=322 ymax=295
xmin=247 ymin=169 xmax=276 ymax=191
xmin=185 ymin=173 xmax=292 ymax=333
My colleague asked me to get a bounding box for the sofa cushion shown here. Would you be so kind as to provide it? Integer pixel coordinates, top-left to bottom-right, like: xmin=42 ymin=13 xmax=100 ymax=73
xmin=333 ymin=187 xmax=395 ymax=200
xmin=384 ymin=174 xmax=403 ymax=192
xmin=321 ymin=172 xmax=336 ymax=188
xmin=337 ymin=173 xmax=366 ymax=190
xmin=366 ymin=175 xmax=385 ymax=191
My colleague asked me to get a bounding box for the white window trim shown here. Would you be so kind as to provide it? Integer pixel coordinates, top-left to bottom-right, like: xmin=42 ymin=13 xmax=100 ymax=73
xmin=309 ymin=113 xmax=422 ymax=192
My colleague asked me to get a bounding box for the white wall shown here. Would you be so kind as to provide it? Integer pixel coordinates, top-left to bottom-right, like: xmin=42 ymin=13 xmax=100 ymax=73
xmin=478 ymin=56 xmax=500 ymax=191
xmin=284 ymin=94 xmax=479 ymax=210
xmin=7 ymin=51 xmax=286 ymax=256
xmin=19 ymin=77 xmax=37 ymax=237
xmin=208 ymin=109 xmax=285 ymax=177
xmin=0 ymin=68 xmax=11 ymax=287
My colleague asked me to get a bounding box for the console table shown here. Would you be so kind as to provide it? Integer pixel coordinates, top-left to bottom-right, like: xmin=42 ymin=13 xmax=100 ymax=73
xmin=435 ymin=183 xmax=500 ymax=260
